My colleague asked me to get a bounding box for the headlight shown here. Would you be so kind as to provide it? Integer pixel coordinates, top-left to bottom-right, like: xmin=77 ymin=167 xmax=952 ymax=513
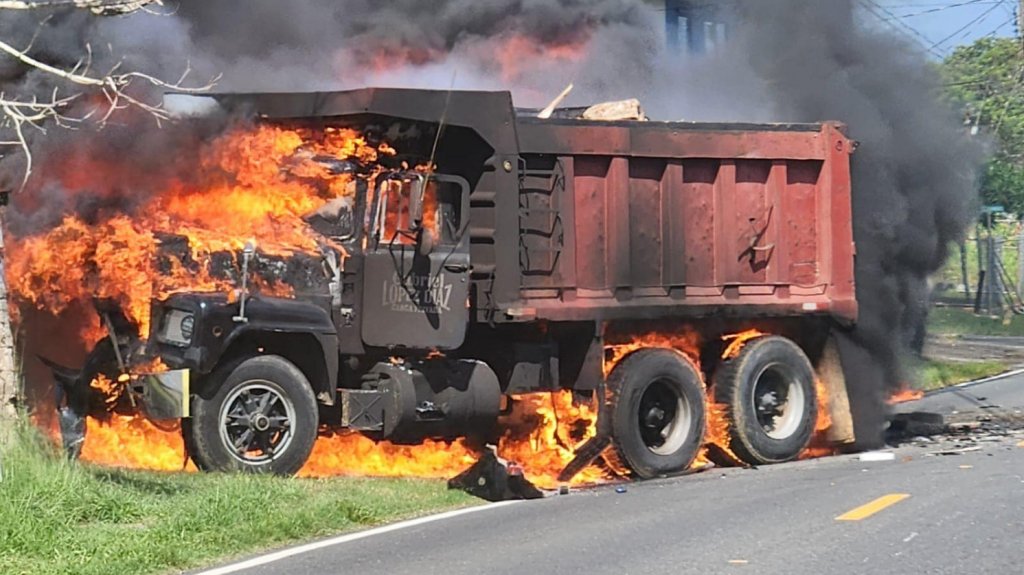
xmin=161 ymin=309 xmax=195 ymax=346
xmin=179 ymin=314 xmax=194 ymax=340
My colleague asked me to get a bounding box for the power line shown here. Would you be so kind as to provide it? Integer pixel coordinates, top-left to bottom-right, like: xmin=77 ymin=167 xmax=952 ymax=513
xmin=883 ymin=0 xmax=994 ymax=20
xmin=978 ymin=12 xmax=1020 ymax=40
xmin=929 ymin=1 xmax=1007 ymax=51
xmin=858 ymin=0 xmax=948 ymax=57
xmin=884 ymin=1 xmax=1003 ymax=5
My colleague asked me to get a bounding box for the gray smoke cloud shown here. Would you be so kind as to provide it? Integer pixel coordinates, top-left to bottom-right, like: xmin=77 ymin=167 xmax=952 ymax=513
xmin=0 ymin=0 xmax=982 ymax=446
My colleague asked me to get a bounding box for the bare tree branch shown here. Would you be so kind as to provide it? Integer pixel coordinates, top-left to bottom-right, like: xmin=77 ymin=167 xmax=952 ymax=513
xmin=0 ymin=90 xmax=80 ymax=188
xmin=0 ymin=37 xmax=105 ymax=86
xmin=0 ymin=3 xmax=219 ymax=190
xmin=0 ymin=0 xmax=183 ymax=427
xmin=0 ymin=0 xmax=162 ymax=16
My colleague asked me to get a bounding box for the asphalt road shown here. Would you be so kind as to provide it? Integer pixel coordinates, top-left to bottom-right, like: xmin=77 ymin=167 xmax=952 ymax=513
xmin=196 ymin=375 xmax=1024 ymax=575
xmin=896 ymin=370 xmax=1024 ymax=421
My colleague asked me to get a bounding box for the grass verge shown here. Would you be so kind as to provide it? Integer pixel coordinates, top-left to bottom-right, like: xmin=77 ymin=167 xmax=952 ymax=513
xmin=928 ymin=307 xmax=1024 ymax=337
xmin=914 ymin=358 xmax=1009 ymax=391
xmin=0 ymin=424 xmax=474 ymax=575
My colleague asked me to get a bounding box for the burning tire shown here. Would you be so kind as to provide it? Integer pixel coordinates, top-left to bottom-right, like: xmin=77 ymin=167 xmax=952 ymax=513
xmin=187 ymin=355 xmax=319 ymax=475
xmin=607 ymin=348 xmax=706 ymax=479
xmin=713 ymin=336 xmax=816 ymax=465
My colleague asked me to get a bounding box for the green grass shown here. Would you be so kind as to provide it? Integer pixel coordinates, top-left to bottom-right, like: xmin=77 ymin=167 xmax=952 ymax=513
xmin=914 ymin=358 xmax=1008 ymax=391
xmin=927 ymin=306 xmax=1024 ymax=337
xmin=0 ymin=425 xmax=474 ymax=575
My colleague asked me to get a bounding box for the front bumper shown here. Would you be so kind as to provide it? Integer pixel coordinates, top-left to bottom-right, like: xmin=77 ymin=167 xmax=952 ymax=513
xmin=134 ymin=369 xmax=191 ymax=421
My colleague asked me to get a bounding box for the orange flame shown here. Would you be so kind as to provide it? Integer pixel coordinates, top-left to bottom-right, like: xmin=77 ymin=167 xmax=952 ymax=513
xmin=721 ymin=329 xmax=766 ymax=360
xmin=341 ymin=32 xmax=590 ymax=88
xmin=693 ymin=401 xmax=742 ymax=467
xmin=799 ymin=379 xmax=838 ymax=460
xmin=11 ymin=122 xmax=616 ymax=489
xmin=888 ymin=387 xmax=925 ymax=404
xmin=491 ymin=33 xmax=589 ymax=83
xmin=7 ymin=125 xmax=385 ymax=337
xmin=75 ymin=391 xmax=603 ymax=489
xmin=604 ymin=330 xmax=703 ymax=376
xmin=80 ymin=415 xmax=193 ymax=471
xmin=604 ymin=329 xmax=745 ymax=469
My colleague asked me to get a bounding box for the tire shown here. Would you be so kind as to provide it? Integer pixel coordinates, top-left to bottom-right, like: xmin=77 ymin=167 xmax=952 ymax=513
xmin=713 ymin=336 xmax=817 ymax=465
xmin=188 ymin=355 xmax=319 ymax=475
xmin=607 ymin=348 xmax=706 ymax=479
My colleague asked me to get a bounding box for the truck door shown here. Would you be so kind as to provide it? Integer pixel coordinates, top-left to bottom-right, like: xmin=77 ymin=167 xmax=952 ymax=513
xmin=362 ymin=173 xmax=471 ymax=350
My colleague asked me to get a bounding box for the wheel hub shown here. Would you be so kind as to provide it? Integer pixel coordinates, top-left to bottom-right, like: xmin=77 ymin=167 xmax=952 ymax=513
xmin=252 ymin=414 xmax=271 ymax=432
xmin=751 ymin=363 xmax=806 ymax=440
xmin=757 ymin=390 xmax=784 ymax=418
xmin=637 ymin=379 xmax=693 ymax=456
xmin=644 ymin=406 xmax=667 ymax=428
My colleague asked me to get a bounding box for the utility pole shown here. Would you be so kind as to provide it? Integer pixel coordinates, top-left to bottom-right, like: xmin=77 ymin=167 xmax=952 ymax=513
xmin=1019 ymin=0 xmax=1024 ymax=51
xmin=1017 ymin=226 xmax=1024 ymax=302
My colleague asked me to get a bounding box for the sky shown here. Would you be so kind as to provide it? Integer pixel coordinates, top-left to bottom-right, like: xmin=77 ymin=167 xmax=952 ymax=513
xmin=874 ymin=0 xmax=1018 ymax=57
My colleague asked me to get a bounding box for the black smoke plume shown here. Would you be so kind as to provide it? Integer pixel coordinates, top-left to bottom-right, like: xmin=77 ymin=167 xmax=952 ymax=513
xmin=720 ymin=1 xmax=981 ymax=446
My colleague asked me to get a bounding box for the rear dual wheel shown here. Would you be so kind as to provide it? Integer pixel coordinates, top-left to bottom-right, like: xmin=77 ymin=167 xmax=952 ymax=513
xmin=713 ymin=336 xmax=817 ymax=465
xmin=607 ymin=349 xmax=706 ymax=479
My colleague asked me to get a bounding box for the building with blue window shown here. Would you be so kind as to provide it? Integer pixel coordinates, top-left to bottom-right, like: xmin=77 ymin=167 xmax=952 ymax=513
xmin=665 ymin=0 xmax=731 ymax=53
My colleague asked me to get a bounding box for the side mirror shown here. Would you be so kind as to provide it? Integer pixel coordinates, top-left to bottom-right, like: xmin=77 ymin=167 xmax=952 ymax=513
xmin=408 ymin=175 xmax=426 ymax=232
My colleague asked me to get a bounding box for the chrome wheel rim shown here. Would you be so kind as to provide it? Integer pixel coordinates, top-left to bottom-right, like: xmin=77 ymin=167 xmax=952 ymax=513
xmin=218 ymin=381 xmax=296 ymax=464
xmin=751 ymin=363 xmax=806 ymax=440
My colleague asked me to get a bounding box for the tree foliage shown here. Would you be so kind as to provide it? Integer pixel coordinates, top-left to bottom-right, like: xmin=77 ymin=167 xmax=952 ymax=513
xmin=942 ymin=37 xmax=1024 ymax=215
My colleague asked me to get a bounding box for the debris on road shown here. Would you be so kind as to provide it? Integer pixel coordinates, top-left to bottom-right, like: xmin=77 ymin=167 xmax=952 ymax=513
xmin=706 ymin=443 xmax=752 ymax=469
xmin=947 ymin=421 xmax=981 ymax=433
xmin=889 ymin=411 xmax=946 ymax=438
xmin=448 ymin=448 xmax=544 ymax=502
xmin=859 ymin=451 xmax=896 ymax=462
xmin=888 ymin=406 xmax=1024 ymax=446
xmin=927 ymin=446 xmax=983 ymax=456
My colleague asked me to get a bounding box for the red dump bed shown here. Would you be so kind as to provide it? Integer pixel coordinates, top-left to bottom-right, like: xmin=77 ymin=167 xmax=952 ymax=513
xmin=507 ymin=118 xmax=857 ymax=323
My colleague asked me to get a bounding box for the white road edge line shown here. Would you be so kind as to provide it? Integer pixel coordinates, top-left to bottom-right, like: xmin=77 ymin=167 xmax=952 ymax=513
xmin=953 ymin=367 xmax=1024 ymax=389
xmin=194 ymin=500 xmax=522 ymax=575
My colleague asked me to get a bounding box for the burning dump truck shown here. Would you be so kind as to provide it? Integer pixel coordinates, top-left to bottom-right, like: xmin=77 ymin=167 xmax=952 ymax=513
xmin=26 ymin=87 xmax=860 ymax=481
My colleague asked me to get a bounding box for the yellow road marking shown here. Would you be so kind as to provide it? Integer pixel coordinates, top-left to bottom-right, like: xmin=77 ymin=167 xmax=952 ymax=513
xmin=1017 ymin=440 xmax=1024 ymax=448
xmin=836 ymin=494 xmax=910 ymax=521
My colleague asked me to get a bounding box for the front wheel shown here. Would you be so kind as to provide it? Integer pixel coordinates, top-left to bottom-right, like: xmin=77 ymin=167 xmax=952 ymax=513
xmin=188 ymin=355 xmax=319 ymax=475
xmin=607 ymin=348 xmax=706 ymax=479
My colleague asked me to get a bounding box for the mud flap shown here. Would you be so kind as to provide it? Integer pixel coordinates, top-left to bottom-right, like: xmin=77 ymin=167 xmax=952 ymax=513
xmin=819 ymin=335 xmax=856 ymax=446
